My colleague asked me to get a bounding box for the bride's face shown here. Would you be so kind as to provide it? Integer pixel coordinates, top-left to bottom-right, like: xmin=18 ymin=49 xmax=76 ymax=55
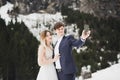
xmin=45 ymin=32 xmax=52 ymax=43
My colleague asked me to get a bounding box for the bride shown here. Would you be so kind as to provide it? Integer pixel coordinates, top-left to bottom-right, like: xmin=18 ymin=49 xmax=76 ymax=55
xmin=36 ymin=30 xmax=59 ymax=80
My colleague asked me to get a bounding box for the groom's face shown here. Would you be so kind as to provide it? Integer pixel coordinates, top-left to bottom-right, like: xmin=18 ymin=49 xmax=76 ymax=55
xmin=55 ymin=26 xmax=64 ymax=36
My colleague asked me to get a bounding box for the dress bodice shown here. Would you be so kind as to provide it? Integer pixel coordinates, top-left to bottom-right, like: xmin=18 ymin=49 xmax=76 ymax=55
xmin=45 ymin=47 xmax=53 ymax=59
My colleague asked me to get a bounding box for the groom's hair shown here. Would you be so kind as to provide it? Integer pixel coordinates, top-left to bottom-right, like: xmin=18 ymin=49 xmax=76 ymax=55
xmin=54 ymin=22 xmax=64 ymax=30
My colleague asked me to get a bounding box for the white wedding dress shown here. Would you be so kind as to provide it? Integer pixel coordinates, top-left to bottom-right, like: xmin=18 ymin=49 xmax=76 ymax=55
xmin=36 ymin=47 xmax=58 ymax=80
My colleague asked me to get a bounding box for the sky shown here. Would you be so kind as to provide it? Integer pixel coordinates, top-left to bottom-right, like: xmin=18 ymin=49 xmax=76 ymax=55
xmin=0 ymin=2 xmax=120 ymax=80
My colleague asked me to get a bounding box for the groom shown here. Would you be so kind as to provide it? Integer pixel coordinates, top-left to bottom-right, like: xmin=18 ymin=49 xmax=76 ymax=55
xmin=53 ymin=22 xmax=91 ymax=80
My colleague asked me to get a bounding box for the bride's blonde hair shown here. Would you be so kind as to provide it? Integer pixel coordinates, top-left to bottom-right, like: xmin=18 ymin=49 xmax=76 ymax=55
xmin=40 ymin=30 xmax=52 ymax=48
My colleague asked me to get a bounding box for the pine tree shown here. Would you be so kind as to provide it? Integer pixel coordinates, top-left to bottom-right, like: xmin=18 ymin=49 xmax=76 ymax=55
xmin=0 ymin=18 xmax=39 ymax=80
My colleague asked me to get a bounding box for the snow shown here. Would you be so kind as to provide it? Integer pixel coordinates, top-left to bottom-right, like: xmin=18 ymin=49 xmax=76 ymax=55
xmin=1 ymin=2 xmax=120 ymax=80
xmin=0 ymin=2 xmax=80 ymax=43
xmin=0 ymin=2 xmax=63 ymax=40
xmin=77 ymin=63 xmax=120 ymax=80
xmin=0 ymin=2 xmax=13 ymax=24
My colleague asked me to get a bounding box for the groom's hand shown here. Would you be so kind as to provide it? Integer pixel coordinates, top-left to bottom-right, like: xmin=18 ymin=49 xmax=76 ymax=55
xmin=53 ymin=54 xmax=60 ymax=62
xmin=81 ymin=30 xmax=91 ymax=40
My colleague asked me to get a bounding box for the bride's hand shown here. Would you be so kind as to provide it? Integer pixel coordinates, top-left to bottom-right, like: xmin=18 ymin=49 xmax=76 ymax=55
xmin=53 ymin=54 xmax=60 ymax=62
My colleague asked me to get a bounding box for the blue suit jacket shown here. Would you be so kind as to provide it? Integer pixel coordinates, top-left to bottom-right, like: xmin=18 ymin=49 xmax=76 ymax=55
xmin=59 ymin=35 xmax=85 ymax=74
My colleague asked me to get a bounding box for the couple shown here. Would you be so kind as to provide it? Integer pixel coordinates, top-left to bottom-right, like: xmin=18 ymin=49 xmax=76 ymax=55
xmin=36 ymin=22 xmax=91 ymax=80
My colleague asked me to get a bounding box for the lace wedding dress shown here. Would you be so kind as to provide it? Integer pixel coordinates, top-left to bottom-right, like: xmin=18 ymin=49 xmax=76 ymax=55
xmin=36 ymin=47 xmax=58 ymax=80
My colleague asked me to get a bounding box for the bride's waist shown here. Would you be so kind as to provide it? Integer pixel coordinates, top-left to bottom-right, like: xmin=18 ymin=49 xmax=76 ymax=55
xmin=41 ymin=63 xmax=54 ymax=67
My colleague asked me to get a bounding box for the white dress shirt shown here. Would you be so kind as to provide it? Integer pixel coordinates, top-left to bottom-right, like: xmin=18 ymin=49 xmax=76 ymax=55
xmin=54 ymin=36 xmax=63 ymax=69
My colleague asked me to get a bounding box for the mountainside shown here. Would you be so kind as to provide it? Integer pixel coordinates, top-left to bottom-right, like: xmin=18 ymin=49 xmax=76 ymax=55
xmin=0 ymin=2 xmax=64 ymax=40
xmin=0 ymin=2 xmax=80 ymax=42
xmin=0 ymin=0 xmax=70 ymax=14
xmin=0 ymin=0 xmax=120 ymax=17
xmin=80 ymin=0 xmax=120 ymax=17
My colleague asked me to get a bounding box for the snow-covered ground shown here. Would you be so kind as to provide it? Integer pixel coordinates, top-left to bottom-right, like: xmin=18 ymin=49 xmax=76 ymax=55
xmin=76 ymin=62 xmax=120 ymax=80
xmin=1 ymin=2 xmax=120 ymax=80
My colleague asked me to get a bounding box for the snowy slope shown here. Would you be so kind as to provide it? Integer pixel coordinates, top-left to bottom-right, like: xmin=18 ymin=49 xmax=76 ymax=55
xmin=0 ymin=2 xmax=80 ymax=44
xmin=78 ymin=63 xmax=120 ymax=80
xmin=0 ymin=2 xmax=13 ymax=24
xmin=0 ymin=2 xmax=63 ymax=40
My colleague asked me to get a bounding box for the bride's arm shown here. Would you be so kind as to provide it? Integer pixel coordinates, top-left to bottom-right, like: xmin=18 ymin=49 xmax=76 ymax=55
xmin=37 ymin=45 xmax=58 ymax=66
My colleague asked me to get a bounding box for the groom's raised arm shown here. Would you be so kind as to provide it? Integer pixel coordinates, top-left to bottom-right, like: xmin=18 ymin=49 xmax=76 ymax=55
xmin=68 ymin=35 xmax=85 ymax=48
xmin=69 ymin=30 xmax=91 ymax=48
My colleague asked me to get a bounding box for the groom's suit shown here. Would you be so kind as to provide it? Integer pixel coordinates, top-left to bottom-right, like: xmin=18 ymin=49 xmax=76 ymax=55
xmin=56 ymin=35 xmax=85 ymax=80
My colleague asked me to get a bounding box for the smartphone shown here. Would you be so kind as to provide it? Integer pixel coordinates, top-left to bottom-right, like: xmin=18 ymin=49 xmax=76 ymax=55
xmin=84 ymin=24 xmax=90 ymax=35
xmin=84 ymin=24 xmax=90 ymax=31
